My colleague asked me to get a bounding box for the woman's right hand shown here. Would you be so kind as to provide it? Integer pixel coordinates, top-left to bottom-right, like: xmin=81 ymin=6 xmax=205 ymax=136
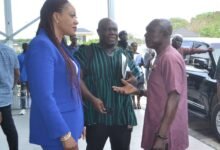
xmin=62 ymin=136 xmax=78 ymax=150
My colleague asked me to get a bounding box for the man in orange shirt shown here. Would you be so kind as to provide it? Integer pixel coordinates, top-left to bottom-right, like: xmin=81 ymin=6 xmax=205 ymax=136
xmin=172 ymin=35 xmax=213 ymax=57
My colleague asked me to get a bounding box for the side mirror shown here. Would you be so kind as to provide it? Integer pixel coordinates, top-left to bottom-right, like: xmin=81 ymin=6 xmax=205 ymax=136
xmin=194 ymin=58 xmax=208 ymax=69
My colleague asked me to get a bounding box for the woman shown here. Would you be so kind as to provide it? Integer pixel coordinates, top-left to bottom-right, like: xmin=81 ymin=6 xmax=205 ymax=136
xmin=25 ymin=0 xmax=83 ymax=149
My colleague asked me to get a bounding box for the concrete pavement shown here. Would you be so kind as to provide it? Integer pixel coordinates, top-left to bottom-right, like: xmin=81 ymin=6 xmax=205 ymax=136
xmin=0 ymin=108 xmax=215 ymax=150
xmin=0 ymin=94 xmax=216 ymax=150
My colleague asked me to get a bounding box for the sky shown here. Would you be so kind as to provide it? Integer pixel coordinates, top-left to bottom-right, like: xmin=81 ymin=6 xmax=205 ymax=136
xmin=0 ymin=0 xmax=220 ymax=39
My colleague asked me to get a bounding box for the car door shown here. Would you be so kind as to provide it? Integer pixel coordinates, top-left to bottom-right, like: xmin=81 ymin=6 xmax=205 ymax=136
xmin=186 ymin=41 xmax=215 ymax=117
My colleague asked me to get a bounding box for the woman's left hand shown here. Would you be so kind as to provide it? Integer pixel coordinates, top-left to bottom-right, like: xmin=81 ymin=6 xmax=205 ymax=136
xmin=81 ymin=127 xmax=86 ymax=140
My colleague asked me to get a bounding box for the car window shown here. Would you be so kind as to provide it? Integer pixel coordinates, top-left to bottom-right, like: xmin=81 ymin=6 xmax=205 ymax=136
xmin=190 ymin=42 xmax=209 ymax=58
xmin=188 ymin=42 xmax=212 ymax=70
xmin=183 ymin=39 xmax=220 ymax=78
xmin=182 ymin=40 xmax=193 ymax=48
xmin=192 ymin=41 xmax=209 ymax=49
xmin=189 ymin=53 xmax=211 ymax=68
xmin=191 ymin=42 xmax=210 ymax=60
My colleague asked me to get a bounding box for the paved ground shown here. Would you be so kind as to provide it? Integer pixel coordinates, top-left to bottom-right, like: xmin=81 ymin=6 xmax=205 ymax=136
xmin=0 ymin=97 xmax=216 ymax=150
xmin=188 ymin=113 xmax=220 ymax=150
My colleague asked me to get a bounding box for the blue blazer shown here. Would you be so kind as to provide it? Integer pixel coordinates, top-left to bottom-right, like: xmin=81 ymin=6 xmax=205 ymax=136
xmin=26 ymin=29 xmax=84 ymax=146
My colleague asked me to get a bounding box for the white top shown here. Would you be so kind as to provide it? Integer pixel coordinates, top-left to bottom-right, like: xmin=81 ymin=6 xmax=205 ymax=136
xmin=72 ymin=60 xmax=78 ymax=74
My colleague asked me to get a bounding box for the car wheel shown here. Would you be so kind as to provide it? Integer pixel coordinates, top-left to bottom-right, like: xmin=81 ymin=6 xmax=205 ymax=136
xmin=211 ymin=104 xmax=220 ymax=141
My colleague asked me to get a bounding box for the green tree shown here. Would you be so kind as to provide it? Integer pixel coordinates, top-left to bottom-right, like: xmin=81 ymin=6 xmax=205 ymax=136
xmin=190 ymin=11 xmax=220 ymax=37
xmin=82 ymin=33 xmax=144 ymax=46
xmin=127 ymin=33 xmax=144 ymax=45
xmin=82 ymin=39 xmax=99 ymax=45
xmin=200 ymin=24 xmax=220 ymax=37
xmin=14 ymin=39 xmax=31 ymax=45
xmin=170 ymin=18 xmax=189 ymax=30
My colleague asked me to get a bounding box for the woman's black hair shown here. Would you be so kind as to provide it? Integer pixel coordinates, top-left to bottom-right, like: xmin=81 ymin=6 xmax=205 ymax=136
xmin=37 ymin=0 xmax=78 ymax=87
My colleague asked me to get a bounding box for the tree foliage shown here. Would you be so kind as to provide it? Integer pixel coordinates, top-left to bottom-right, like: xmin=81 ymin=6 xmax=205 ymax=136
xmin=170 ymin=11 xmax=220 ymax=37
xmin=82 ymin=33 xmax=144 ymax=46
xmin=82 ymin=39 xmax=99 ymax=45
xmin=127 ymin=33 xmax=144 ymax=45
xmin=190 ymin=12 xmax=220 ymax=37
xmin=170 ymin=18 xmax=189 ymax=30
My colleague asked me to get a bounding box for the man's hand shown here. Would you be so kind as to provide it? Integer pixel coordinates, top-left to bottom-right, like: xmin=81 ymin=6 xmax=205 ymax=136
xmin=92 ymin=98 xmax=106 ymax=114
xmin=208 ymin=47 xmax=214 ymax=52
xmin=0 ymin=112 xmax=2 ymax=125
xmin=80 ymin=78 xmax=106 ymax=114
xmin=125 ymin=72 xmax=137 ymax=84
xmin=152 ymin=137 xmax=167 ymax=150
xmin=112 ymin=79 xmax=138 ymax=95
xmin=62 ymin=136 xmax=78 ymax=150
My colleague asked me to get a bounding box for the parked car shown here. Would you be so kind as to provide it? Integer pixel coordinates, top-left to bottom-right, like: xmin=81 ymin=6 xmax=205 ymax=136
xmin=182 ymin=37 xmax=220 ymax=140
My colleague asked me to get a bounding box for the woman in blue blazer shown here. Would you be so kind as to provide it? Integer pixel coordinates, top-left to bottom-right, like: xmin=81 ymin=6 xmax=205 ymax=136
xmin=25 ymin=0 xmax=83 ymax=149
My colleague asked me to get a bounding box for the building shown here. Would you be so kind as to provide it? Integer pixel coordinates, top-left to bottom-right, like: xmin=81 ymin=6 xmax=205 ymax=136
xmin=76 ymin=27 xmax=93 ymax=43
